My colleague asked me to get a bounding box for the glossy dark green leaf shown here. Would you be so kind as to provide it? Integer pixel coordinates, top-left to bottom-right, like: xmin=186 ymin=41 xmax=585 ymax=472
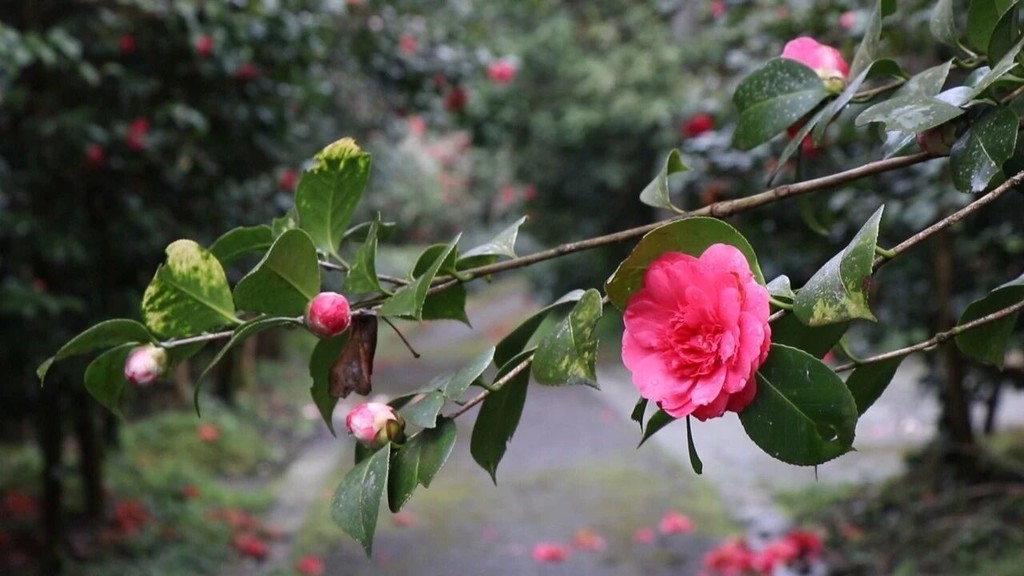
xmin=331 ymin=446 xmax=390 ymax=555
xmin=967 ymin=36 xmax=1024 ymax=100
xmin=772 ymin=104 xmax=828 ymax=183
xmin=344 ymin=215 xmax=384 ymax=295
xmin=493 ymin=290 xmax=585 ymax=367
xmin=767 ymin=276 xmax=796 ymax=302
xmin=83 ymin=344 xmax=135 ymax=418
xmin=846 ymin=355 xmax=907 ymax=415
xmin=639 ymin=149 xmax=689 ymax=211
xmin=399 ymin=391 xmax=446 ymax=429
xmin=856 ymin=95 xmax=964 ymax=133
xmin=771 ymin=313 xmax=850 ymax=359
xmin=794 ymin=206 xmax=883 ymax=326
xmin=37 ymin=319 xmax=153 ymax=383
xmin=532 ymin=289 xmax=603 ymax=388
xmin=209 ymin=225 xmax=273 ymax=265
xmin=388 ymin=418 xmax=457 ymax=512
xmin=605 ymin=217 xmax=763 ymax=310
xmin=931 ymin=0 xmax=959 ymax=46
xmin=951 ymin=106 xmax=1019 ymax=193
xmin=987 ymin=4 xmax=1021 ymax=63
xmin=233 ymin=229 xmax=321 ymax=317
xmin=732 ymin=58 xmax=830 ymax=150
xmin=309 ymin=333 xmax=349 ymax=435
xmin=378 ymin=236 xmax=459 ymax=320
xmin=296 ymin=137 xmax=372 ymax=259
xmin=967 ymin=0 xmax=1016 ymax=52
xmin=898 ymin=61 xmax=953 ymax=98
xmin=470 ymin=351 xmax=531 ymax=483
xmin=271 ymin=209 xmax=299 ymax=238
xmin=457 ymin=216 xmax=527 ymax=269
xmin=850 ymin=0 xmax=897 ymax=77
xmin=956 ymin=274 xmax=1024 ymax=368
xmin=421 ymin=283 xmax=470 ymax=324
xmin=739 ymin=344 xmax=858 ymax=466
xmin=812 ymin=58 xmax=904 ymax=144
xmin=433 ymin=346 xmax=495 ymax=401
xmin=630 ymin=397 xmax=648 ymax=429
xmin=685 ymin=417 xmax=703 ymax=475
xmin=637 ymin=410 xmax=675 ymax=447
xmin=142 ymin=240 xmax=239 ymax=338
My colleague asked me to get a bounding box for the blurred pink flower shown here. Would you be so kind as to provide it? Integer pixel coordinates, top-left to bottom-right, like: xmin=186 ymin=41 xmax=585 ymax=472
xmin=681 ymin=113 xmax=715 ymax=137
xmin=702 ymin=538 xmax=755 ymax=575
xmin=839 ymin=11 xmax=857 ymax=30
xmin=295 ymin=554 xmax=324 ymax=575
xmin=119 ymin=33 xmax=136 ymax=54
xmin=278 ymin=168 xmax=299 ymax=192
xmin=621 ymin=244 xmax=771 ymax=420
xmin=781 ymin=37 xmax=848 ymax=91
xmin=399 ymin=34 xmax=417 ymax=56
xmin=195 ymin=35 xmax=214 ymax=56
xmin=710 ymin=0 xmax=726 ymax=18
xmin=444 ymin=85 xmax=469 ymax=112
xmin=124 ymin=117 xmax=150 ymax=151
xmin=571 ymin=527 xmax=607 ymax=552
xmin=84 ymin=144 xmax=105 ymax=169
xmin=531 ymin=542 xmax=569 ymax=563
xmin=487 ymin=58 xmax=517 ymax=85
xmin=197 ymin=423 xmax=221 ymax=442
xmin=633 ymin=527 xmax=655 ymax=544
xmin=233 ymin=533 xmax=268 ymax=560
xmin=658 ymin=510 xmax=695 ymax=535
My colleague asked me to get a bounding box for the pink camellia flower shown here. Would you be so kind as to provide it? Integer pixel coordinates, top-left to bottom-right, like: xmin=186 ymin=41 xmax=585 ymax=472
xmin=444 ymin=85 xmax=468 ymax=112
xmin=197 ymin=423 xmax=221 ymax=443
xmin=124 ymin=117 xmax=150 ymax=151
xmin=703 ymin=538 xmax=756 ymax=575
xmin=839 ymin=11 xmax=857 ymax=30
xmin=399 ymin=34 xmax=417 ymax=56
xmin=710 ymin=0 xmax=726 ymax=18
xmin=123 ymin=344 xmax=168 ymax=386
xmin=487 ymin=58 xmax=517 ymax=85
xmin=305 ymin=292 xmax=352 ymax=339
xmin=633 ymin=527 xmax=655 ymax=544
xmin=571 ymin=527 xmax=607 ymax=552
xmin=295 ymin=554 xmax=325 ymax=575
xmin=345 ymin=402 xmax=405 ymax=449
xmin=658 ymin=510 xmax=695 ymax=535
xmin=681 ymin=113 xmax=715 ymax=138
xmin=781 ymin=37 xmax=848 ymax=93
xmin=621 ymin=244 xmax=771 ymax=420
xmin=233 ymin=533 xmax=268 ymax=560
xmin=531 ymin=542 xmax=569 ymax=563
xmin=195 ymin=35 xmax=214 ymax=57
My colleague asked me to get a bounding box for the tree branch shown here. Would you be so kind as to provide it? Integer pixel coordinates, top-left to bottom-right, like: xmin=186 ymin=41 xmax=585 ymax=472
xmin=446 ymin=356 xmax=533 ymax=420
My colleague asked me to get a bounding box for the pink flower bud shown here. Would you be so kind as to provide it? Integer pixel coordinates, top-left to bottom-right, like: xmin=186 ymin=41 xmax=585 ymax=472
xmin=305 ymin=292 xmax=352 ymax=339
xmin=681 ymin=113 xmax=715 ymax=138
xmin=781 ymin=37 xmax=849 ymax=93
xmin=345 ymin=402 xmax=405 ymax=449
xmin=487 ymin=58 xmax=517 ymax=85
xmin=123 ymin=344 xmax=168 ymax=386
xmin=916 ymin=124 xmax=958 ymax=156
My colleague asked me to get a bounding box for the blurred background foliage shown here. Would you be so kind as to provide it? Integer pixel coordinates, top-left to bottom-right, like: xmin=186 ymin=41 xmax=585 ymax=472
xmin=2 ymin=0 xmax=1024 ymax=572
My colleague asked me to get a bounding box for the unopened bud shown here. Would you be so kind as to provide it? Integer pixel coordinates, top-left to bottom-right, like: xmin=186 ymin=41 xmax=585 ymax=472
xmin=124 ymin=344 xmax=168 ymax=386
xmin=916 ymin=124 xmax=958 ymax=156
xmin=305 ymin=292 xmax=352 ymax=339
xmin=345 ymin=402 xmax=405 ymax=449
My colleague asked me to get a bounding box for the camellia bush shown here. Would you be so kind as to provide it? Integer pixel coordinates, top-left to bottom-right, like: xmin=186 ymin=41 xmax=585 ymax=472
xmin=38 ymin=0 xmax=1024 ymax=555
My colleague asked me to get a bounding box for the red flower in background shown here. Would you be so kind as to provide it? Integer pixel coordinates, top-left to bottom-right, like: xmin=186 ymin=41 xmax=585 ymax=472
xmin=710 ymin=1 xmax=726 ymax=19
xmin=2 ymin=491 xmax=39 ymax=521
xmin=119 ymin=34 xmax=136 ymax=54
xmin=295 ymin=554 xmax=324 ymax=575
xmin=195 ymin=35 xmax=214 ymax=57
xmin=658 ymin=510 xmax=695 ymax=535
xmin=444 ymin=85 xmax=468 ymax=112
xmin=487 ymin=58 xmax=517 ymax=85
xmin=124 ymin=117 xmax=150 ymax=151
xmin=84 ymin=144 xmax=105 ymax=168
xmin=278 ymin=168 xmax=299 ymax=191
xmin=681 ymin=113 xmax=715 ymax=138
xmin=233 ymin=533 xmax=268 ymax=560
xmin=703 ymin=538 xmax=756 ymax=575
xmin=399 ymin=34 xmax=417 ymax=56
xmin=531 ymin=542 xmax=569 ymax=563
xmin=233 ymin=63 xmax=259 ymax=82
xmin=197 ymin=423 xmax=221 ymax=442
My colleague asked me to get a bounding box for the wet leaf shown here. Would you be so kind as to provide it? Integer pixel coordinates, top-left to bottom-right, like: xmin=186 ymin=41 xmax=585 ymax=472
xmin=399 ymin=391 xmax=446 ymax=429
xmin=966 ymin=35 xmax=1024 ymax=101
xmin=532 ymin=289 xmax=603 ymax=388
xmin=846 ymin=355 xmax=907 ymax=415
xmin=686 ymin=417 xmax=703 ymax=475
xmin=296 ymin=137 xmax=371 ymax=259
xmin=458 ymin=216 xmax=527 ymax=269
xmin=856 ymin=95 xmax=964 ymax=134
xmin=309 ymin=333 xmax=348 ymax=435
xmin=771 ymin=313 xmax=850 ymax=359
xmin=606 ymin=217 xmax=763 ymax=310
xmin=732 ymin=58 xmax=830 ymax=150
xmin=331 ymin=445 xmax=389 ymax=555
xmin=812 ymin=58 xmax=904 ymax=144
xmin=950 ymin=106 xmax=1019 ymax=193
xmin=630 ymin=397 xmax=648 ymax=429
xmin=493 ymin=290 xmax=585 ymax=367
xmin=344 ymin=215 xmax=384 ymax=295
xmin=794 ymin=206 xmax=883 ymax=326
xmin=967 ymin=0 xmax=1016 ymax=53
xmin=379 ymin=236 xmax=459 ymax=320
xmin=850 ymin=0 xmax=897 ymax=77
xmin=142 ymin=240 xmax=239 ymax=338
xmin=956 ymin=273 xmax=1024 ymax=368
xmin=639 ymin=149 xmax=689 ymax=212
xmin=930 ymin=0 xmax=959 ymax=46
xmin=38 ymin=319 xmax=152 ymax=383
xmin=329 ymin=314 xmax=378 ymax=398
xmin=388 ymin=418 xmax=457 ymax=512
xmin=470 ymin=350 xmax=531 ymax=483
xmin=433 ymin=346 xmax=495 ymax=401
xmin=233 ymin=229 xmax=321 ymax=317
xmin=739 ymin=344 xmax=858 ymax=466
xmin=83 ymin=344 xmax=135 ymax=418
xmin=637 ymin=410 xmax=675 ymax=447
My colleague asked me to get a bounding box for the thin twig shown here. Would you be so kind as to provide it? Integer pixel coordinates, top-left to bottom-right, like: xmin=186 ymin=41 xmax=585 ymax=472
xmin=319 ymin=259 xmax=408 ymax=286
xmin=834 ymin=300 xmax=1024 ymax=372
xmin=446 ymin=356 xmax=533 ymax=420
xmin=162 ymin=317 xmax=302 ymax=348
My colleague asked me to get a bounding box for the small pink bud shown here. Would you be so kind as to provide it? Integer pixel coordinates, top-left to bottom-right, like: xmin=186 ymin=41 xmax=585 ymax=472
xmin=123 ymin=344 xmax=168 ymax=386
xmin=781 ymin=37 xmax=849 ymax=93
xmin=345 ymin=402 xmax=405 ymax=449
xmin=305 ymin=292 xmax=352 ymax=339
xmin=487 ymin=58 xmax=517 ymax=85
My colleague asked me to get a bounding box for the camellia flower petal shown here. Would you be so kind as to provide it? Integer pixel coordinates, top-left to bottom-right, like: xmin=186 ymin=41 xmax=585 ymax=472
xmin=780 ymin=37 xmax=848 ymax=92
xmin=123 ymin=344 xmax=168 ymax=386
xmin=621 ymin=244 xmax=771 ymax=421
xmin=658 ymin=510 xmax=695 ymax=535
xmin=531 ymin=542 xmax=569 ymax=563
xmin=345 ymin=402 xmax=405 ymax=449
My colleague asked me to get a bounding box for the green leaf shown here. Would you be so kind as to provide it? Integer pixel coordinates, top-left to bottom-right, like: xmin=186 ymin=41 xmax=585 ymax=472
xmin=141 ymin=240 xmax=239 ymax=338
xmin=531 ymin=289 xmax=603 ymax=388
xmin=388 ymin=418 xmax=457 ymax=512
xmin=767 ymin=275 xmax=796 ymax=301
xmin=845 ymin=355 xmax=907 ymax=415
xmin=83 ymin=344 xmax=135 ymax=418
xmin=771 ymin=314 xmax=850 ymax=359
xmin=956 ymin=274 xmax=1024 ymax=368
xmin=399 ymin=391 xmax=446 ymax=429
xmin=196 ymin=317 xmax=301 ymax=406
xmin=931 ymin=0 xmax=959 ymax=46
xmin=794 ymin=206 xmax=883 ymax=326
xmin=773 ymin=104 xmax=829 ymax=183
xmin=232 ymin=229 xmax=321 ymax=317
xmin=638 ymin=410 xmax=675 ymax=447
xmin=739 ymin=344 xmax=859 ymax=466
xmin=967 ymin=0 xmax=1016 ymax=52
xmin=331 ymin=446 xmax=390 ymax=555
xmin=856 ymin=95 xmax=964 ymax=133
xmin=309 ymin=334 xmax=349 ymax=435
xmin=686 ymin=417 xmax=703 ymax=475
xmin=639 ymin=149 xmax=689 ymax=212
xmin=343 ymin=215 xmax=384 ymax=295
xmin=37 ymin=319 xmax=153 ymax=383
xmin=987 ymin=4 xmax=1022 ymax=63
xmin=812 ymin=58 xmax=904 ymax=144
xmin=433 ymin=347 xmax=495 ymax=401
xmin=951 ymin=106 xmax=1019 ymax=193
xmin=458 ymin=216 xmax=527 ymax=269
xmin=630 ymin=397 xmax=648 ymax=429
xmin=271 ymin=209 xmax=299 ymax=238
xmin=896 ymin=61 xmax=953 ymax=98
xmin=732 ymin=58 xmax=830 ymax=150
xmin=470 ymin=351 xmax=531 ymax=483
xmin=296 ymin=137 xmax=372 ymax=259
xmin=966 ymin=35 xmax=1024 ymax=100
xmin=209 ymin=225 xmax=273 ymax=265
xmin=494 ymin=290 xmax=585 ymax=367
xmin=605 ymin=217 xmax=764 ymax=310
xmin=421 ymin=284 xmax=470 ymax=324
xmin=378 ymin=236 xmax=459 ymax=320
xmin=850 ymin=0 xmax=897 ymax=78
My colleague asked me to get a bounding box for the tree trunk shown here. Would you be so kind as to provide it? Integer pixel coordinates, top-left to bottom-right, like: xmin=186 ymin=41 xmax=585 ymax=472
xmin=73 ymin=388 xmax=105 ymax=522
xmin=38 ymin=378 xmax=64 ymax=575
